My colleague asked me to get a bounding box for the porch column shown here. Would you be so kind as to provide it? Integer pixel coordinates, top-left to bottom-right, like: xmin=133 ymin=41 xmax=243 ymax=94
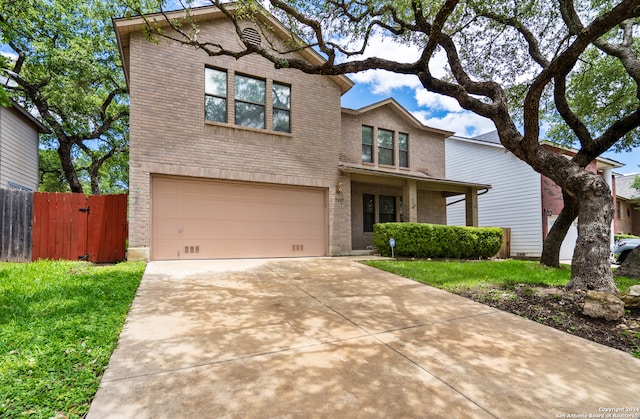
xmin=465 ymin=188 xmax=478 ymax=226
xmin=403 ymin=179 xmax=418 ymax=222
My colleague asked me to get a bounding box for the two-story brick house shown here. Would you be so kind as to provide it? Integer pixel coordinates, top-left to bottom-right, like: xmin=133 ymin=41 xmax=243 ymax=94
xmin=114 ymin=5 xmax=488 ymax=261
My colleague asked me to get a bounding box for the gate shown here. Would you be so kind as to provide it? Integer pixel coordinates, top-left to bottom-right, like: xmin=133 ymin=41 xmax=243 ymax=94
xmin=32 ymin=193 xmax=128 ymax=263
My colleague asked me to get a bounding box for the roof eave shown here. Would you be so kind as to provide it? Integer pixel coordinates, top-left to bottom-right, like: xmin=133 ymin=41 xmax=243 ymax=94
xmin=338 ymin=162 xmax=491 ymax=193
xmin=7 ymin=99 xmax=50 ymax=134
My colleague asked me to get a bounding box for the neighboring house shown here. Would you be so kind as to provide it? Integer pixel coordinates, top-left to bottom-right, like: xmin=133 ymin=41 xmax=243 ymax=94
xmin=114 ymin=6 xmax=488 ymax=261
xmin=0 ymin=99 xmax=48 ymax=191
xmin=614 ymin=173 xmax=640 ymax=236
xmin=446 ymin=131 xmax=622 ymax=260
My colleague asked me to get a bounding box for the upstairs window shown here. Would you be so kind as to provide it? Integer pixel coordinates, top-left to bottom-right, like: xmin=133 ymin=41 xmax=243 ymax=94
xmin=399 ymin=133 xmax=409 ymax=168
xmin=205 ymin=68 xmax=227 ymax=123
xmin=378 ymin=129 xmax=394 ymax=166
xmin=272 ymin=83 xmax=291 ymax=132
xmin=362 ymin=126 xmax=373 ymax=163
xmin=235 ymin=74 xmax=265 ymax=129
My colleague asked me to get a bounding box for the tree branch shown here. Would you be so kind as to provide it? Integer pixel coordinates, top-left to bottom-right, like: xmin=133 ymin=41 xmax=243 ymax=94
xmin=524 ymin=0 xmax=640 ymax=147
xmin=474 ymin=9 xmax=550 ymax=68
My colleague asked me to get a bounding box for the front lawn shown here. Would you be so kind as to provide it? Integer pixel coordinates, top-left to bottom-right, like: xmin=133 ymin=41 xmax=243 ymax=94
xmin=365 ymin=259 xmax=640 ymax=357
xmin=0 ymin=260 xmax=146 ymax=418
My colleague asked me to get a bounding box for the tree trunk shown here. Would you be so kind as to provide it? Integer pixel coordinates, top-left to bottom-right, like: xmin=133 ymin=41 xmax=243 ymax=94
xmin=565 ymin=174 xmax=617 ymax=293
xmin=57 ymin=143 xmax=83 ymax=193
xmin=87 ymin=159 xmax=101 ymax=195
xmin=90 ymin=174 xmax=101 ymax=196
xmin=540 ymin=191 xmax=578 ymax=267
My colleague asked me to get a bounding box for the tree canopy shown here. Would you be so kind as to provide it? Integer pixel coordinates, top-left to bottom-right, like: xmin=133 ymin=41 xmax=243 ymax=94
xmin=0 ymin=0 xmax=129 ymax=194
xmin=129 ymin=0 xmax=640 ymax=292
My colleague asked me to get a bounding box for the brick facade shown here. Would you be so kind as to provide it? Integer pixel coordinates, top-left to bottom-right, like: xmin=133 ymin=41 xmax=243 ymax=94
xmin=341 ymin=102 xmax=449 ymax=249
xmin=123 ymin=16 xmax=352 ymax=259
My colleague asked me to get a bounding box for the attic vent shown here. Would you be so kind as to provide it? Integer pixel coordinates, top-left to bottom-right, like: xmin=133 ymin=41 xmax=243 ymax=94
xmin=242 ymin=27 xmax=262 ymax=47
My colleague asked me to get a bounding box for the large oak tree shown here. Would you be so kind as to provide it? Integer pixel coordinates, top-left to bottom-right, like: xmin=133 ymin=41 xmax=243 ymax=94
xmin=0 ymin=0 xmax=129 ymax=195
xmin=130 ymin=0 xmax=640 ymax=293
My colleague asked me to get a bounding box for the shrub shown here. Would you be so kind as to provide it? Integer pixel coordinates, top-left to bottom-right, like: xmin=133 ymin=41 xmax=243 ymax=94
xmin=614 ymin=233 xmax=640 ymax=242
xmin=373 ymin=222 xmax=503 ymax=259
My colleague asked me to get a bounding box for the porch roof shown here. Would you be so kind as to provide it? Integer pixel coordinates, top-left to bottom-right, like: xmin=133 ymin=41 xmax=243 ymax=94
xmin=338 ymin=163 xmax=491 ymax=197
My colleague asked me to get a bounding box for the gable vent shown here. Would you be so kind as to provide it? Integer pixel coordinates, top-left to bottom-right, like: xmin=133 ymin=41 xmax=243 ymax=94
xmin=242 ymin=27 xmax=262 ymax=47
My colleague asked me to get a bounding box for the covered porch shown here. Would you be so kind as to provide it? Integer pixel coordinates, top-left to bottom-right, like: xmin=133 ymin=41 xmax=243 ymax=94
xmin=339 ymin=163 xmax=490 ymax=250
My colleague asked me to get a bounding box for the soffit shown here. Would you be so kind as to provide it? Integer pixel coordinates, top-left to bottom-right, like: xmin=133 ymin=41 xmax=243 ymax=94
xmin=339 ymin=162 xmax=491 ymax=196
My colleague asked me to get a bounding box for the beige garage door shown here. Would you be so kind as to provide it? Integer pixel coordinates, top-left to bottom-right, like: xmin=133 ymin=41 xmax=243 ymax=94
xmin=151 ymin=176 xmax=327 ymax=260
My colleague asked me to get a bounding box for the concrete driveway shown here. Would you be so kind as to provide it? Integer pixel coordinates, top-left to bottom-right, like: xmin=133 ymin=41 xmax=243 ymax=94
xmin=88 ymin=258 xmax=640 ymax=418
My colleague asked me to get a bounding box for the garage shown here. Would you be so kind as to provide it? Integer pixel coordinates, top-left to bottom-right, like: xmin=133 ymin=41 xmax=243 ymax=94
xmin=151 ymin=176 xmax=328 ymax=260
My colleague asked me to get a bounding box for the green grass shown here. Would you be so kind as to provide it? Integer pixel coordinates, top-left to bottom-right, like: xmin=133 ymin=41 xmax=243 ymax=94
xmin=0 ymin=260 xmax=146 ymax=418
xmin=364 ymin=259 xmax=637 ymax=292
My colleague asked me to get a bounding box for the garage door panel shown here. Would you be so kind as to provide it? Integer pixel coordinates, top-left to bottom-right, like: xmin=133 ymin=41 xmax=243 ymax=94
xmin=179 ymin=219 xmax=320 ymax=240
xmin=152 ymin=176 xmax=327 ymax=260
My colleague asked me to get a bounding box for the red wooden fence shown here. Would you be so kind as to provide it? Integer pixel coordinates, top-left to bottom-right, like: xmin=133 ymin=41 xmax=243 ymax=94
xmin=32 ymin=193 xmax=128 ymax=263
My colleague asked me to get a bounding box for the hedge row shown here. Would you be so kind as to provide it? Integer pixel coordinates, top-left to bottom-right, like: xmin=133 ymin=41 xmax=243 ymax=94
xmin=614 ymin=234 xmax=640 ymax=242
xmin=373 ymin=222 xmax=503 ymax=259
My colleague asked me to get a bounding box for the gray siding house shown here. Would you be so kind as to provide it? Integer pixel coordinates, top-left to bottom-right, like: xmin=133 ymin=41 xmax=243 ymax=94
xmin=0 ymin=99 xmax=48 ymax=191
xmin=446 ymin=131 xmax=621 ymax=260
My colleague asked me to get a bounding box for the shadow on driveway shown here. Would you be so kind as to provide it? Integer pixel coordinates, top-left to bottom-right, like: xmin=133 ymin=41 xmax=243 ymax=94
xmin=88 ymin=258 xmax=640 ymax=418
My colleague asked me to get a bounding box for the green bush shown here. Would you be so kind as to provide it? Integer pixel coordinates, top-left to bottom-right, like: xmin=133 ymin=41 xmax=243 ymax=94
xmin=614 ymin=233 xmax=640 ymax=242
xmin=373 ymin=222 xmax=503 ymax=259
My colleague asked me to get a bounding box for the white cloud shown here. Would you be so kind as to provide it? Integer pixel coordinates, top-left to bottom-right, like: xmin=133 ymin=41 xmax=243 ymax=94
xmin=414 ymin=88 xmax=462 ymax=113
xmin=351 ymin=70 xmax=420 ymax=95
xmin=412 ymin=109 xmax=495 ymax=137
xmin=349 ymin=32 xmax=421 ymax=62
xmin=347 ymin=34 xmax=421 ymax=94
xmin=336 ymin=28 xmax=493 ymax=137
xmin=1 ymin=50 xmax=18 ymax=61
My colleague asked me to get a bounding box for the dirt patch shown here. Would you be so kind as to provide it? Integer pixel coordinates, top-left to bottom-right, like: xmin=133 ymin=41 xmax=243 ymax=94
xmin=456 ymin=285 xmax=640 ymax=357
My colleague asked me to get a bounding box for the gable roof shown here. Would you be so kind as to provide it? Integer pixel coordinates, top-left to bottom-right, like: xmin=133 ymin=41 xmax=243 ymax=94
xmin=342 ymin=98 xmax=454 ymax=137
xmin=472 ymin=130 xmax=501 ymax=144
xmin=113 ymin=4 xmax=354 ymax=94
xmin=616 ymin=174 xmax=640 ymax=201
xmin=2 ymin=98 xmax=50 ymax=134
